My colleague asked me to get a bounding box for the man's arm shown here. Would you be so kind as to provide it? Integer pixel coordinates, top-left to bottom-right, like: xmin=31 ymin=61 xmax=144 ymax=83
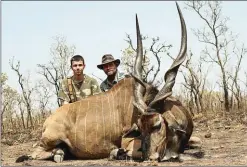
xmin=58 ymin=79 xmax=71 ymax=105
xmin=91 ymin=78 xmax=102 ymax=95
xmin=100 ymin=82 xmax=106 ymax=92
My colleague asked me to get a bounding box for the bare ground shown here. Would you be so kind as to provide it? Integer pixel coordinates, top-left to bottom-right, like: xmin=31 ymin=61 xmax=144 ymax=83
xmin=1 ymin=114 xmax=247 ymax=166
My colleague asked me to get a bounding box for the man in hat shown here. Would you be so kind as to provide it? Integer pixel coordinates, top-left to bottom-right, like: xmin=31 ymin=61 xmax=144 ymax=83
xmin=58 ymin=55 xmax=101 ymax=106
xmin=98 ymin=54 xmax=141 ymax=159
xmin=97 ymin=54 xmax=128 ymax=92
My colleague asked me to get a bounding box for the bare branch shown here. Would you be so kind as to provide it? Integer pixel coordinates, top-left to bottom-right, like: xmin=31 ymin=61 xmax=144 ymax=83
xmin=37 ymin=36 xmax=75 ymax=107
xmin=91 ymin=73 xmax=104 ymax=82
xmin=185 ymin=1 xmax=235 ymax=112
xmin=9 ymin=57 xmax=34 ymax=128
xmin=121 ymin=34 xmax=172 ymax=84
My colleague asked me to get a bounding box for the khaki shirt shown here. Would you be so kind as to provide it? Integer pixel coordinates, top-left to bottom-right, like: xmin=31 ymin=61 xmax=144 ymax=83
xmin=58 ymin=74 xmax=101 ymax=105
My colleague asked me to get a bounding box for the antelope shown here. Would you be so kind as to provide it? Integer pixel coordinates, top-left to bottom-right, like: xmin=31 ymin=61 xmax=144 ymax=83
xmin=16 ymin=2 xmax=195 ymax=163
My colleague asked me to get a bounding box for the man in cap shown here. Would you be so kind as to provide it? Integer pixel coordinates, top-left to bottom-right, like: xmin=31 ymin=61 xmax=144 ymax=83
xmin=58 ymin=55 xmax=101 ymax=106
xmin=97 ymin=54 xmax=128 ymax=92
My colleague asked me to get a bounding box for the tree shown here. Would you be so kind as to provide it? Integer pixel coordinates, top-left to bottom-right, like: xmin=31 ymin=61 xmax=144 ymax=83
xmin=16 ymin=95 xmax=26 ymax=129
xmin=1 ymin=73 xmax=19 ymax=131
xmin=35 ymin=80 xmax=53 ymax=119
xmin=185 ymin=1 xmax=237 ymax=112
xmin=37 ymin=36 xmax=76 ymax=107
xmin=9 ymin=58 xmax=35 ymax=128
xmin=121 ymin=34 xmax=172 ymax=87
xmin=228 ymin=44 xmax=246 ymax=109
xmin=181 ymin=51 xmax=209 ymax=113
xmin=167 ymin=50 xmax=210 ymax=114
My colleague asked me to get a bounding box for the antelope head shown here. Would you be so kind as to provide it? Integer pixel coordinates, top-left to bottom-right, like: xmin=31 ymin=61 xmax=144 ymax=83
xmin=132 ymin=2 xmax=187 ymax=161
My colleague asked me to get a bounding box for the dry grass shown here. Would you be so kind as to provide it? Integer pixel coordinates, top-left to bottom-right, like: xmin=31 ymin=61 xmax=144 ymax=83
xmin=1 ymin=105 xmax=247 ymax=166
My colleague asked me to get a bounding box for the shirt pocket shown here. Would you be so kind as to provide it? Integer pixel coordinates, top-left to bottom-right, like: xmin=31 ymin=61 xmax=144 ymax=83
xmin=81 ymin=88 xmax=92 ymax=96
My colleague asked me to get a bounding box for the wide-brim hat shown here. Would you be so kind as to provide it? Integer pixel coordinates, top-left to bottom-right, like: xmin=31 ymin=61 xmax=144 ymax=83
xmin=97 ymin=54 xmax=120 ymax=70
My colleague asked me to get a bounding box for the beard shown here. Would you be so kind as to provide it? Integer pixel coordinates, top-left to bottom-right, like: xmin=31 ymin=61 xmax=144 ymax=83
xmin=106 ymin=69 xmax=117 ymax=76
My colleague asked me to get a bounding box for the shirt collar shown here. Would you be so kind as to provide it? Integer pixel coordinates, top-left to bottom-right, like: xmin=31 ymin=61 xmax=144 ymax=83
xmin=106 ymin=70 xmax=120 ymax=86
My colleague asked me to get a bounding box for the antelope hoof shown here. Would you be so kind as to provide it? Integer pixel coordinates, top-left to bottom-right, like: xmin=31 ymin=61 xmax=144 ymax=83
xmin=161 ymin=155 xmax=182 ymax=162
xmin=188 ymin=136 xmax=202 ymax=149
xmin=54 ymin=154 xmax=64 ymax=163
xmin=161 ymin=152 xmax=181 ymax=162
xmin=53 ymin=149 xmax=64 ymax=163
xmin=109 ymin=148 xmax=127 ymax=160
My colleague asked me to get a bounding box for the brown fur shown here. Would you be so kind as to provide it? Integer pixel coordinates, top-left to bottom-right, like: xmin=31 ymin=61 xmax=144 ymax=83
xmin=17 ymin=78 xmax=154 ymax=160
xmin=16 ymin=77 xmax=194 ymax=162
xmin=136 ymin=96 xmax=194 ymax=161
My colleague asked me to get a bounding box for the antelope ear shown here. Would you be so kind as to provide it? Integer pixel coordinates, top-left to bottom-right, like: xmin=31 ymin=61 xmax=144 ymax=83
xmin=122 ymin=123 xmax=141 ymax=138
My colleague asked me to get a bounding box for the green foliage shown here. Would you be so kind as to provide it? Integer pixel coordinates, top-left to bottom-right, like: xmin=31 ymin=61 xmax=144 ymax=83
xmin=1 ymin=73 xmax=19 ymax=119
xmin=0 ymin=73 xmax=8 ymax=85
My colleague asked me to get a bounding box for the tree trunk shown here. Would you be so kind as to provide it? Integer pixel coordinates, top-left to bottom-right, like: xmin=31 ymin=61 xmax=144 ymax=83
xmin=222 ymin=74 xmax=230 ymax=112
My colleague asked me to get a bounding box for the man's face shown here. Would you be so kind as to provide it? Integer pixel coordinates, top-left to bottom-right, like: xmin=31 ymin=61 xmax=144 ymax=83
xmin=103 ymin=62 xmax=117 ymax=76
xmin=71 ymin=60 xmax=85 ymax=76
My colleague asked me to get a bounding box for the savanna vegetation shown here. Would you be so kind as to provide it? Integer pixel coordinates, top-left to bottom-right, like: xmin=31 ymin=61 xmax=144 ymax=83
xmin=1 ymin=1 xmax=247 ymax=151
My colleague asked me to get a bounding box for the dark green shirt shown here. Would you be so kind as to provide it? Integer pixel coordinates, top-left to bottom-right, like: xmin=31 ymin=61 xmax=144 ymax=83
xmin=100 ymin=71 xmax=127 ymax=92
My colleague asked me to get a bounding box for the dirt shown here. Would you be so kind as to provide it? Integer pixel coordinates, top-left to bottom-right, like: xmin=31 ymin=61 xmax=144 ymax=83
xmin=1 ymin=116 xmax=247 ymax=166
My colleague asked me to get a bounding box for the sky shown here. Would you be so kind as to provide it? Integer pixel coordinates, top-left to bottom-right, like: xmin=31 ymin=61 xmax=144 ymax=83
xmin=2 ymin=1 xmax=247 ymax=96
